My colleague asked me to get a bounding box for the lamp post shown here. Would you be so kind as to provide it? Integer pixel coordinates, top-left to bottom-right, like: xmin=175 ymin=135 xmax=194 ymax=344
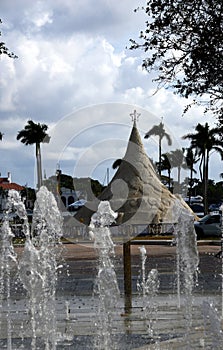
xmin=56 ymin=167 xmax=61 ymax=209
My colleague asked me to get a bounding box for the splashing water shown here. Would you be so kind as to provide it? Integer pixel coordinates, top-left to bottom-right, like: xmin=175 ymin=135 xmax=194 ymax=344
xmin=137 ymin=246 xmax=160 ymax=345
xmin=1 ymin=188 xmax=222 ymax=349
xmin=0 ymin=190 xmax=21 ymax=350
xmin=202 ymin=301 xmax=223 ymax=349
xmin=173 ymin=201 xmax=199 ymax=349
xmin=89 ymin=201 xmax=120 ymax=350
xmin=18 ymin=186 xmax=63 ymax=350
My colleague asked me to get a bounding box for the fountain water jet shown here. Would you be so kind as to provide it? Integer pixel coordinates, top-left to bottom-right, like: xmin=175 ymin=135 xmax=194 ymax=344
xmin=202 ymin=301 xmax=223 ymax=349
xmin=0 ymin=186 xmax=63 ymax=350
xmin=0 ymin=185 xmax=222 ymax=349
xmin=18 ymin=186 xmax=63 ymax=350
xmin=137 ymin=246 xmax=160 ymax=344
xmin=89 ymin=201 xmax=120 ymax=350
xmin=0 ymin=190 xmax=19 ymax=350
xmin=172 ymin=199 xmax=199 ymax=349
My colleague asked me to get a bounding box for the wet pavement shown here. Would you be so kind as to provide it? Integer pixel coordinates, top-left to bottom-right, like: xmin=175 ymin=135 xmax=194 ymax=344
xmin=58 ymin=242 xmax=222 ymax=296
xmin=1 ymin=241 xmax=222 ymax=349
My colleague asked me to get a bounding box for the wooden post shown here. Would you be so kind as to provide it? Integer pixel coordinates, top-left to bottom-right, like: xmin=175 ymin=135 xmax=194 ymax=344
xmin=123 ymin=241 xmax=132 ymax=312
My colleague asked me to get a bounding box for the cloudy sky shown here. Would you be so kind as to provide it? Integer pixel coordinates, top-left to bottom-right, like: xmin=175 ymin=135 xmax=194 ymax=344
xmin=0 ymin=0 xmax=221 ymax=189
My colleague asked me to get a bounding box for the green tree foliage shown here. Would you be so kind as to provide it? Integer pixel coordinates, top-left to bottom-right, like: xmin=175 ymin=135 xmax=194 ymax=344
xmin=169 ymin=148 xmax=188 ymax=187
xmin=20 ymin=187 xmax=36 ymax=205
xmin=74 ymin=177 xmax=105 ymax=199
xmin=44 ymin=174 xmax=105 ymax=199
xmin=185 ymin=147 xmax=199 ymax=202
xmin=130 ymin=0 xmax=223 ymax=119
xmin=58 ymin=173 xmax=75 ymax=190
xmin=207 ymin=180 xmax=223 ymax=205
xmin=192 ymin=179 xmax=223 ymax=206
xmin=91 ymin=179 xmax=105 ymax=198
xmin=159 ymin=153 xmax=172 ymax=190
xmin=44 ymin=173 xmax=74 ymax=196
xmin=0 ymin=186 xmax=7 ymax=198
xmin=0 ymin=19 xmax=17 ymax=58
xmin=183 ymin=122 xmax=223 ymax=212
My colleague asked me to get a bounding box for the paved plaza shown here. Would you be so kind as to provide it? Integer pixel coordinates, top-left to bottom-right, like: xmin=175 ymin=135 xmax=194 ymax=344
xmin=2 ymin=241 xmax=220 ymax=349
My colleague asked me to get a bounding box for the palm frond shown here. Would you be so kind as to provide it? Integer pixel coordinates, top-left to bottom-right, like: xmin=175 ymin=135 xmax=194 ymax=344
xmin=144 ymin=125 xmax=161 ymax=138
xmin=112 ymin=159 xmax=122 ymax=169
xmin=164 ymin=132 xmax=172 ymax=146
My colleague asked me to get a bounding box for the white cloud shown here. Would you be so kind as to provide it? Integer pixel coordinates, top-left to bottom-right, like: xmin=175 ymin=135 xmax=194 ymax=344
xmin=1 ymin=31 xmax=128 ymax=115
xmin=23 ymin=1 xmax=53 ymax=31
xmin=0 ymin=1 xmax=221 ymax=188
xmin=123 ymin=86 xmax=147 ymax=105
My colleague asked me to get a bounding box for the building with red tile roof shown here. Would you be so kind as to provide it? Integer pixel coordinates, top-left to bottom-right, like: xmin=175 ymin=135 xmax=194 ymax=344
xmin=0 ymin=172 xmax=24 ymax=191
xmin=0 ymin=172 xmax=24 ymax=211
xmin=0 ymin=182 xmax=24 ymax=191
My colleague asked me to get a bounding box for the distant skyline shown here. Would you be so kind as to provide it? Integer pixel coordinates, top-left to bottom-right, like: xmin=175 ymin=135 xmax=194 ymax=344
xmin=0 ymin=1 xmax=221 ymax=188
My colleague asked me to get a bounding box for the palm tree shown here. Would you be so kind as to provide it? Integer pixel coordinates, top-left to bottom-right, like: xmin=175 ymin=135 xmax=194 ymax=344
xmin=159 ymin=153 xmax=172 ymax=190
xmin=182 ymin=122 xmax=223 ymax=213
xmin=185 ymin=147 xmax=199 ymax=204
xmin=17 ymin=120 xmax=50 ymax=189
xmin=169 ymin=148 xmax=188 ymax=192
xmin=144 ymin=121 xmax=172 ymax=176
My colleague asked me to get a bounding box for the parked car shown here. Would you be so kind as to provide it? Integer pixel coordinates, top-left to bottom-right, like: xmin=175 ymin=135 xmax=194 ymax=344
xmin=209 ymin=203 xmax=220 ymax=212
xmin=189 ymin=203 xmax=205 ymax=218
xmin=68 ymin=199 xmax=86 ymax=212
xmin=184 ymin=195 xmax=203 ymax=204
xmin=194 ymin=212 xmax=222 ymax=239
